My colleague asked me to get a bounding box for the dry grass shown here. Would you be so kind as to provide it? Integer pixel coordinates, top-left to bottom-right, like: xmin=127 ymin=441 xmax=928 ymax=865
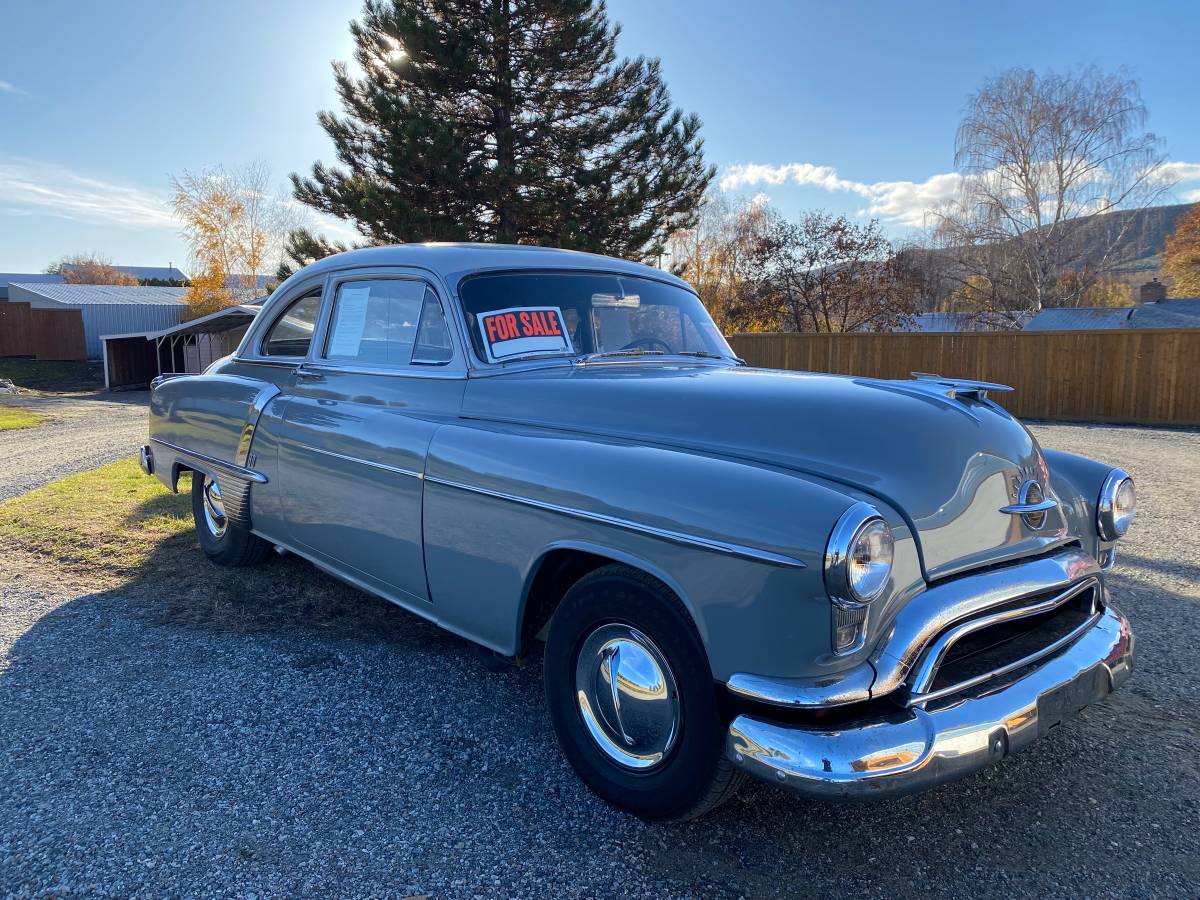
xmin=0 ymin=407 xmax=45 ymax=431
xmin=0 ymin=456 xmax=192 ymax=578
xmin=0 ymin=455 xmax=435 ymax=646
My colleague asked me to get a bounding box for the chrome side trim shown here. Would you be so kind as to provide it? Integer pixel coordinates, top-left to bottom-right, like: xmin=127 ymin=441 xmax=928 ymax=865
xmin=296 ymin=443 xmax=423 ymax=480
xmin=425 ymin=475 xmax=807 ymax=569
xmin=235 ymin=384 xmax=281 ymax=467
xmin=727 ymin=665 xmax=875 ymax=709
xmin=151 ymin=438 xmax=269 ymax=484
xmin=903 ymin=577 xmax=1100 ymax=704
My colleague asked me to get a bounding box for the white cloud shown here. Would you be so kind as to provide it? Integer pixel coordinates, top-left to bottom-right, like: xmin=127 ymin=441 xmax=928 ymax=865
xmin=0 ymin=80 xmax=28 ymax=96
xmin=1151 ymin=161 xmax=1200 ymax=183
xmin=0 ymin=159 xmax=175 ymax=227
xmin=1183 ymin=188 xmax=1200 ymax=203
xmin=720 ymin=161 xmax=964 ymax=226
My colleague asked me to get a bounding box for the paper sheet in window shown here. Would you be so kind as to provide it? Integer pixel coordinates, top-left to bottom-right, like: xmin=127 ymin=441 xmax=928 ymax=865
xmin=328 ymin=286 xmax=372 ymax=357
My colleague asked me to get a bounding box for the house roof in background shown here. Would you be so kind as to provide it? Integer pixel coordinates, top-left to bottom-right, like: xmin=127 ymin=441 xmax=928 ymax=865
xmin=0 ymin=272 xmax=63 ymax=299
xmin=900 ymin=311 xmax=1033 ymax=332
xmin=1023 ymin=307 xmax=1133 ymax=331
xmin=10 ymin=283 xmax=187 ymax=306
xmin=64 ymin=263 xmax=187 ymax=282
xmin=1128 ymin=298 xmax=1200 ymax=329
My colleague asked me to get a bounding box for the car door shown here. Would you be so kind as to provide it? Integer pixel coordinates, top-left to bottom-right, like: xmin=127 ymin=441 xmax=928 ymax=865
xmin=272 ymin=270 xmax=467 ymax=607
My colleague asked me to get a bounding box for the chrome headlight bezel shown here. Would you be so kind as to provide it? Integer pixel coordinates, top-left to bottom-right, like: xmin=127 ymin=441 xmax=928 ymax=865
xmin=825 ymin=502 xmax=895 ymax=607
xmin=1097 ymin=469 xmax=1136 ymax=542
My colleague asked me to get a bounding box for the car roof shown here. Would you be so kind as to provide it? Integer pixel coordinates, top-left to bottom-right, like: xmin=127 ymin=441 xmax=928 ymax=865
xmin=281 ymin=243 xmax=692 ymax=295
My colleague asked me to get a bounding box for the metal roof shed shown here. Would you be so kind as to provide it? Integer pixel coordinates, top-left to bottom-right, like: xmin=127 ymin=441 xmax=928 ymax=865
xmin=7 ymin=283 xmax=187 ymax=359
xmin=100 ymin=304 xmax=260 ymax=390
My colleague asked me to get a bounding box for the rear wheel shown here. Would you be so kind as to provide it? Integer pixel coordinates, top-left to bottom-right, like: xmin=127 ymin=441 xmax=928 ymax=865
xmin=543 ymin=564 xmax=742 ymax=821
xmin=191 ymin=472 xmax=272 ymax=567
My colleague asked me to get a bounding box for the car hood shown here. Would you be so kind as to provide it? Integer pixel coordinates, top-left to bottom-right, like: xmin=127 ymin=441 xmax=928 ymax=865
xmin=461 ymin=362 xmax=1071 ymax=580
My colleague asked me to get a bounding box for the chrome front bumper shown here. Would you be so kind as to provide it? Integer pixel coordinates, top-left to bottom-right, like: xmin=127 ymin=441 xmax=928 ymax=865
xmin=727 ymin=604 xmax=1134 ymax=799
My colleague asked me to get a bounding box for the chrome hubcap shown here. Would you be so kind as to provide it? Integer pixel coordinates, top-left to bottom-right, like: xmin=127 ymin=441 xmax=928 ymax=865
xmin=574 ymin=624 xmax=680 ymax=770
xmin=201 ymin=475 xmax=227 ymax=538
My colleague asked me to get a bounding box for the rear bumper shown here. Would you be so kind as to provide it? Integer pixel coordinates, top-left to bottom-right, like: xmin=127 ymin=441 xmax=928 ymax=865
xmin=727 ymin=604 xmax=1134 ymax=799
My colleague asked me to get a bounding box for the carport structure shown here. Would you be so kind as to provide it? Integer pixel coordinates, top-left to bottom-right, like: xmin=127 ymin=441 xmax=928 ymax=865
xmin=101 ymin=303 xmax=261 ymax=390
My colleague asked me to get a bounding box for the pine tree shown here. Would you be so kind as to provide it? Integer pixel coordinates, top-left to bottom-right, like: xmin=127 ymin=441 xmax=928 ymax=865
xmin=291 ymin=0 xmax=713 ymax=261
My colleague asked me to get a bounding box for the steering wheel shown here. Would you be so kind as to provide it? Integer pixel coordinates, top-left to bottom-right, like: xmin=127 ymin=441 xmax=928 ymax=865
xmin=618 ymin=337 xmax=672 ymax=353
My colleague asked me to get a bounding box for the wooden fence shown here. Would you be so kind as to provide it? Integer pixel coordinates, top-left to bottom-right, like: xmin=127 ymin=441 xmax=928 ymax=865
xmin=728 ymin=328 xmax=1200 ymax=426
xmin=0 ymin=302 xmax=86 ymax=361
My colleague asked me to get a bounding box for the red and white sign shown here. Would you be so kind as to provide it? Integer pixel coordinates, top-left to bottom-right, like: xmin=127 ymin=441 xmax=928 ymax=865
xmin=478 ymin=306 xmax=572 ymax=362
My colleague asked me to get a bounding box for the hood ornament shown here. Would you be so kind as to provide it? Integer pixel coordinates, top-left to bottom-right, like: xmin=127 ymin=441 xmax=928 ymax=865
xmin=999 ymin=479 xmax=1057 ymax=529
xmin=911 ymin=372 xmax=1014 ymax=402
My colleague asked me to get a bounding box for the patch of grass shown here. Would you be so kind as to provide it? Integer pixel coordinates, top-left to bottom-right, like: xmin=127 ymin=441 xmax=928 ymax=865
xmin=0 ymin=358 xmax=103 ymax=392
xmin=0 ymin=455 xmax=446 ymax=646
xmin=0 ymin=407 xmax=44 ymax=430
xmin=0 ymin=456 xmax=192 ymax=577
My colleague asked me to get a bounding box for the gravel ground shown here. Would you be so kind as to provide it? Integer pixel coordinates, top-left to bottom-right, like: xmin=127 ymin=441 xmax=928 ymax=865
xmin=0 ymin=422 xmax=1197 ymax=898
xmin=0 ymin=392 xmax=149 ymax=501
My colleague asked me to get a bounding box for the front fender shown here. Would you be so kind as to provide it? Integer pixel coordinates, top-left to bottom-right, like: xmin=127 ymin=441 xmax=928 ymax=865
xmin=421 ymin=420 xmax=863 ymax=681
xmin=1043 ymin=448 xmax=1112 ymax=559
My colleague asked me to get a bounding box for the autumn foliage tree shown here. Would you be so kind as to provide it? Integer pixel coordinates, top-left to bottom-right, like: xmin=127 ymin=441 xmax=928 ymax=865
xmin=170 ymin=162 xmax=298 ymax=319
xmin=1164 ymin=203 xmax=1200 ymax=297
xmin=667 ymin=193 xmax=772 ymax=331
xmin=45 ymin=254 xmax=139 ymax=286
xmin=733 ymin=212 xmax=921 ymax=333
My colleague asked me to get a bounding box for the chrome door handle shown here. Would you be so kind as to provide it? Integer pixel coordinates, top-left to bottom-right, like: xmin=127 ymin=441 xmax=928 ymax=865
xmin=295 ymin=365 xmax=325 ymax=383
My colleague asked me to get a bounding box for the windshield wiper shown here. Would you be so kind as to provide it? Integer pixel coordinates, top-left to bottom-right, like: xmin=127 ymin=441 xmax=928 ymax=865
xmin=579 ymin=350 xmax=667 ymax=362
xmin=673 ymin=350 xmax=726 ymax=360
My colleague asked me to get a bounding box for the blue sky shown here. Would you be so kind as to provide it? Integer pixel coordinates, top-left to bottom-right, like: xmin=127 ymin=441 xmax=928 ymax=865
xmin=1 ymin=0 xmax=1198 ymax=273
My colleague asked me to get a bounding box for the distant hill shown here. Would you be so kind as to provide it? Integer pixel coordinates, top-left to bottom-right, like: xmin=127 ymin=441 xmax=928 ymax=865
xmin=1064 ymin=202 xmax=1192 ymax=278
xmin=908 ymin=202 xmax=1194 ymax=309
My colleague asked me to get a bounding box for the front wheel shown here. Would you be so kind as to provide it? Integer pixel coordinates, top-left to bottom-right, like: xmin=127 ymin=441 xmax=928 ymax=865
xmin=191 ymin=472 xmax=272 ymax=567
xmin=543 ymin=564 xmax=742 ymax=821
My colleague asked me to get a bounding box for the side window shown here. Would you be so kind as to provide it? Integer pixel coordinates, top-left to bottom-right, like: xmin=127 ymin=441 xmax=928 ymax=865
xmin=412 ymin=288 xmax=454 ymax=364
xmin=324 ymin=279 xmax=453 ymax=367
xmin=262 ymin=290 xmax=322 ymax=357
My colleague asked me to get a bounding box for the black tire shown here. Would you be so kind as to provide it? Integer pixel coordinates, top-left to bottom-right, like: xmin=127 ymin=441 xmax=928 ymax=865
xmin=544 ymin=564 xmax=743 ymax=821
xmin=191 ymin=472 xmax=273 ymax=567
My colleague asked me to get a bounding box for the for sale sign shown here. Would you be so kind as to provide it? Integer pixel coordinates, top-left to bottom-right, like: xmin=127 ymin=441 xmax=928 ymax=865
xmin=478 ymin=306 xmax=572 ymax=362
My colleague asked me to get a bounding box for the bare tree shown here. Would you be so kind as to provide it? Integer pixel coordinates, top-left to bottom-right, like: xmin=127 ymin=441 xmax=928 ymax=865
xmin=735 ymin=211 xmax=921 ymax=333
xmin=939 ymin=66 xmax=1172 ymax=316
xmin=668 ymin=192 xmax=772 ymax=331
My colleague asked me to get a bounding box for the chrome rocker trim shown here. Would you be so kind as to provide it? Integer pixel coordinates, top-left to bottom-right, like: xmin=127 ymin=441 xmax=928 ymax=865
xmin=726 ymin=604 xmax=1134 ymax=800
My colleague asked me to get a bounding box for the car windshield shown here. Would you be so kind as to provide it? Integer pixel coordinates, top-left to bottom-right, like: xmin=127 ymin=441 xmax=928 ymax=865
xmin=458 ymin=271 xmax=735 ymax=364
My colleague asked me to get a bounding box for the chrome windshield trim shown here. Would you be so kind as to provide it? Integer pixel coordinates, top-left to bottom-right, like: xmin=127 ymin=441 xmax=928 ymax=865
xmin=425 ymin=475 xmax=806 ymax=569
xmin=295 ymin=443 xmax=423 ymax=480
xmin=151 ymin=438 xmax=268 ymax=484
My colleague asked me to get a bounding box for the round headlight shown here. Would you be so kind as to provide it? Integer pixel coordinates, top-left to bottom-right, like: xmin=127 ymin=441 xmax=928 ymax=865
xmin=825 ymin=504 xmax=895 ymax=605
xmin=848 ymin=519 xmax=894 ymax=601
xmin=1098 ymin=470 xmax=1136 ymax=541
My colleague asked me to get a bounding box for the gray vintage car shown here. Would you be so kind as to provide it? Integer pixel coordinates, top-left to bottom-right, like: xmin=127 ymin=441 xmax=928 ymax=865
xmin=141 ymin=244 xmax=1136 ymax=820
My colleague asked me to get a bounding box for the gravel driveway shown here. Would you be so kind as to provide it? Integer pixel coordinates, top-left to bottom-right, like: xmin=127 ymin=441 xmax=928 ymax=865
xmin=0 ymin=392 xmax=149 ymax=501
xmin=0 ymin=422 xmax=1197 ymax=897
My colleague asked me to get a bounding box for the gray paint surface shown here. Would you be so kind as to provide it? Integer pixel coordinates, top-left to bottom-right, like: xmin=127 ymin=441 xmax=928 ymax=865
xmin=146 ymin=244 xmax=1121 ymax=685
